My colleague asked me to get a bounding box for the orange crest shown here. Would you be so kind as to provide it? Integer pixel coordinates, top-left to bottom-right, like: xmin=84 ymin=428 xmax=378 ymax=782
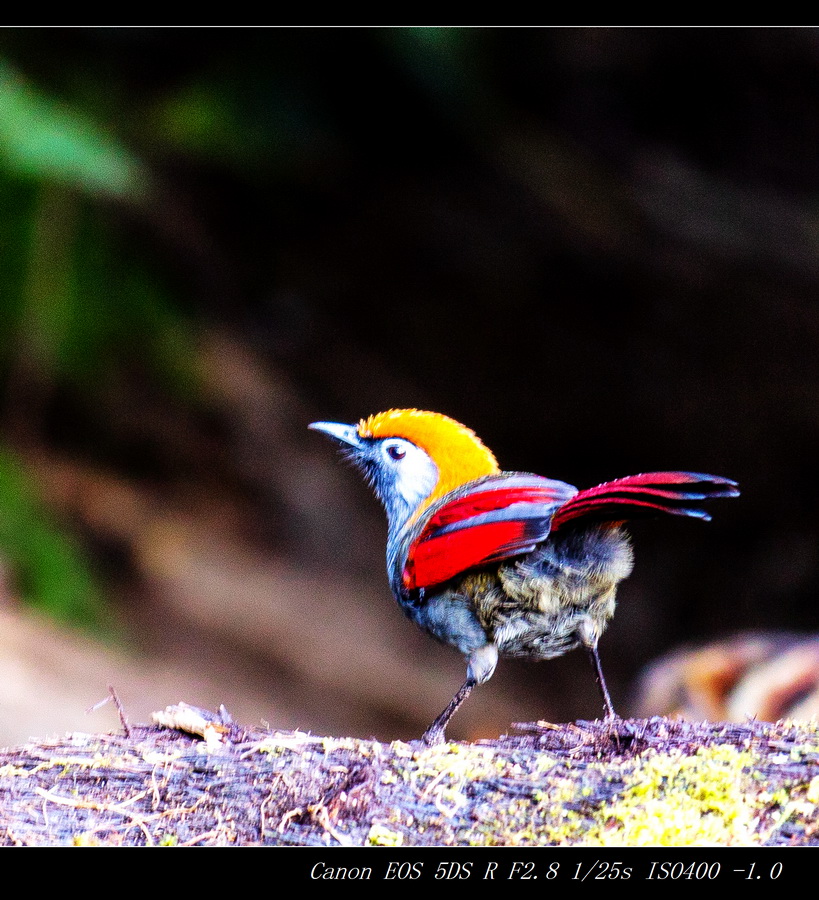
xmin=358 ymin=409 xmax=500 ymax=510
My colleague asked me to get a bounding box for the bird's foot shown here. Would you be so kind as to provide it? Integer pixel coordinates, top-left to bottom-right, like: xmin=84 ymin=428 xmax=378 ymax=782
xmin=421 ymin=726 xmax=447 ymax=746
xmin=598 ymin=714 xmax=641 ymax=748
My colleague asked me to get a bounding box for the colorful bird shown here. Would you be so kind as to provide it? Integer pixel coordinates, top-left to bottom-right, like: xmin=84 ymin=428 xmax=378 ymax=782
xmin=310 ymin=409 xmax=738 ymax=744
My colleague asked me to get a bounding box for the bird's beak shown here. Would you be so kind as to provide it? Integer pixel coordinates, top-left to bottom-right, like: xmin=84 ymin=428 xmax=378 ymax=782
xmin=308 ymin=421 xmax=365 ymax=449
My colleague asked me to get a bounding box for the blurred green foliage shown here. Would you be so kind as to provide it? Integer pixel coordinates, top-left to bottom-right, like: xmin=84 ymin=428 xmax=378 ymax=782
xmin=0 ymin=449 xmax=103 ymax=625
xmin=0 ymin=58 xmax=199 ymax=625
xmin=0 ymin=61 xmax=144 ymax=198
xmin=0 ymin=31 xmax=362 ymax=628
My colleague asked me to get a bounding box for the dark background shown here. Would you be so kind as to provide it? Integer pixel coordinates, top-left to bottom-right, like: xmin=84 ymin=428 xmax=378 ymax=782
xmin=0 ymin=27 xmax=813 ymax=745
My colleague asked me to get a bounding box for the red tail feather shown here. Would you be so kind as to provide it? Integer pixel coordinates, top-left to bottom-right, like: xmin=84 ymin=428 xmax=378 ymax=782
xmin=551 ymin=471 xmax=739 ymax=531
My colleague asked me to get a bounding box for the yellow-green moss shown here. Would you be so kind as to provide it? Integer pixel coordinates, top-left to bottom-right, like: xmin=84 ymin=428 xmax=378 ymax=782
xmin=579 ymin=744 xmax=758 ymax=846
xmin=409 ymin=743 xmax=502 ymax=818
xmin=367 ymin=823 xmax=404 ymax=846
xmin=0 ymin=764 xmax=32 ymax=777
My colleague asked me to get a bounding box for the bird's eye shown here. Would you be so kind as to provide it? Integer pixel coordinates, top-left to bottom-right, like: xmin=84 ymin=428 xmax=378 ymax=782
xmin=386 ymin=444 xmax=406 ymax=461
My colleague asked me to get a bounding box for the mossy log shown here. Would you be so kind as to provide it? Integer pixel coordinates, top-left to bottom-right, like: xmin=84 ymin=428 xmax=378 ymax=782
xmin=0 ymin=704 xmax=817 ymax=846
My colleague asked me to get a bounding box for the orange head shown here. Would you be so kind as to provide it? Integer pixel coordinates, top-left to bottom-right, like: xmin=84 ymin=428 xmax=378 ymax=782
xmin=358 ymin=409 xmax=500 ymax=508
xmin=310 ymin=409 xmax=500 ymax=534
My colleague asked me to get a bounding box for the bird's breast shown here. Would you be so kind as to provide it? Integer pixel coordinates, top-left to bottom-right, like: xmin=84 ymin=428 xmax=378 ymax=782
xmin=427 ymin=525 xmax=635 ymax=660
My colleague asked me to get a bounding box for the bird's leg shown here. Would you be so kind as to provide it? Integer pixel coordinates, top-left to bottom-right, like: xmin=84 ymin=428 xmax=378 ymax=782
xmin=585 ymin=643 xmax=617 ymax=719
xmin=422 ymin=678 xmax=476 ymax=746
xmin=577 ymin=618 xmax=617 ymax=719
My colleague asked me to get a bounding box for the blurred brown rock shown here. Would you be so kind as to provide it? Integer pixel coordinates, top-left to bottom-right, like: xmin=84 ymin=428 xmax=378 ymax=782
xmin=631 ymin=632 xmax=819 ymax=722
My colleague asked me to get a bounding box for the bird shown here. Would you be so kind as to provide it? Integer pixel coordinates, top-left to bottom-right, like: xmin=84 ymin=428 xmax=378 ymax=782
xmin=310 ymin=408 xmax=738 ymax=745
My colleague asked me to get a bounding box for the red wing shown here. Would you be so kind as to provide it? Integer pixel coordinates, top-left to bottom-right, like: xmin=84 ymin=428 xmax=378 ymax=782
xmin=402 ymin=474 xmax=577 ymax=591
